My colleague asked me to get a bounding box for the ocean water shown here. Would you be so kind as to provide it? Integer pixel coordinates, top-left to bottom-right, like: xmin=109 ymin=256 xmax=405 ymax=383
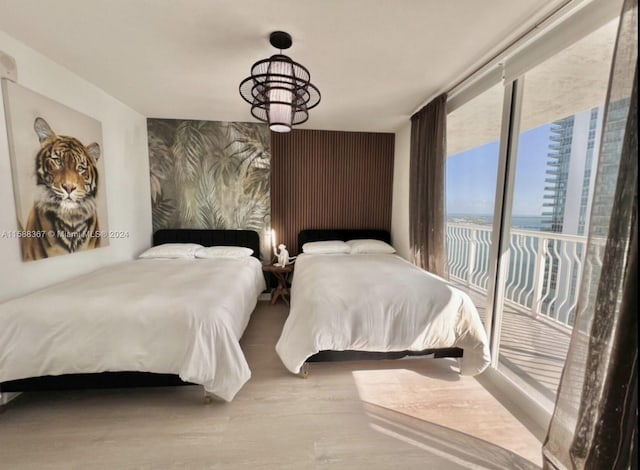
xmin=447 ymin=213 xmax=544 ymax=232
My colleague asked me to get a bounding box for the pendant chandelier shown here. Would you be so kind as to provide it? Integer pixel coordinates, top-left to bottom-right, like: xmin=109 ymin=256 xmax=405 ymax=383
xmin=239 ymin=31 xmax=321 ymax=133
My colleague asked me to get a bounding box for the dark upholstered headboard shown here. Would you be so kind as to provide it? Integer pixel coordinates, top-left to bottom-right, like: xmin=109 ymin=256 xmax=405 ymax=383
xmin=298 ymin=229 xmax=391 ymax=252
xmin=153 ymin=229 xmax=261 ymax=259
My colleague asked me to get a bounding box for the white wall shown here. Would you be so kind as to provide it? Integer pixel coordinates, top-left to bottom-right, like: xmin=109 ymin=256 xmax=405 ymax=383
xmin=391 ymin=121 xmax=411 ymax=260
xmin=0 ymin=30 xmax=152 ymax=302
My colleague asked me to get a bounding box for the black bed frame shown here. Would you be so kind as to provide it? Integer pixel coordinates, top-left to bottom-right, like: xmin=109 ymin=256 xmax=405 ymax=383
xmin=298 ymin=228 xmax=463 ymax=364
xmin=0 ymin=229 xmax=260 ymax=393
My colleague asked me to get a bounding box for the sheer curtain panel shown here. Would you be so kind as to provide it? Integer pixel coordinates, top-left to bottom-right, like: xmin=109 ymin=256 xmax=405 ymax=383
xmin=543 ymin=0 xmax=638 ymax=467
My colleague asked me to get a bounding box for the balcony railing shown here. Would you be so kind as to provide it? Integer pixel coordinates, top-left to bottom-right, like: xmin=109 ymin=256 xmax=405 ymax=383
xmin=446 ymin=223 xmax=593 ymax=329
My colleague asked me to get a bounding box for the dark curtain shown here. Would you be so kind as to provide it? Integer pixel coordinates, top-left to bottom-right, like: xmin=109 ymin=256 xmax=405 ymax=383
xmin=543 ymin=0 xmax=638 ymax=467
xmin=409 ymin=93 xmax=448 ymax=277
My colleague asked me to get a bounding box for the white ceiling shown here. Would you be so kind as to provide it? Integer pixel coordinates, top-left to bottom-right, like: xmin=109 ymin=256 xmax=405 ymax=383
xmin=0 ymin=0 xmax=565 ymax=132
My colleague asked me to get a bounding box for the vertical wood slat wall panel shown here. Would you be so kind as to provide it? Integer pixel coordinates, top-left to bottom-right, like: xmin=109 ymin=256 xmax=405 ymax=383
xmin=272 ymin=129 xmax=395 ymax=255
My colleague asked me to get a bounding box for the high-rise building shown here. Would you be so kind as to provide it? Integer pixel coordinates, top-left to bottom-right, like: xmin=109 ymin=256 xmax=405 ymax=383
xmin=541 ymin=107 xmax=603 ymax=236
xmin=541 ymin=101 xmax=630 ymax=326
xmin=540 ymin=107 xmax=603 ymax=325
xmin=588 ymin=97 xmax=631 ymax=238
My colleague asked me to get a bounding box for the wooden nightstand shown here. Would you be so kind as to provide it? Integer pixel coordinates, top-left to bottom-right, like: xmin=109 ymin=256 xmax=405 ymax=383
xmin=262 ymin=263 xmax=294 ymax=305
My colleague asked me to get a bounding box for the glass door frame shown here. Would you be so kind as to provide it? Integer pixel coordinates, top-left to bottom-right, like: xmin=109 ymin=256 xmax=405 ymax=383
xmin=484 ymin=77 xmax=524 ymax=368
xmin=470 ymin=75 xmax=556 ymax=431
xmin=447 ymin=74 xmax=555 ymax=431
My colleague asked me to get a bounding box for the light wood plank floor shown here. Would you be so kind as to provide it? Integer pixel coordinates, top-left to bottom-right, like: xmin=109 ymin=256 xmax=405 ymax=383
xmin=0 ymin=302 xmax=543 ymax=469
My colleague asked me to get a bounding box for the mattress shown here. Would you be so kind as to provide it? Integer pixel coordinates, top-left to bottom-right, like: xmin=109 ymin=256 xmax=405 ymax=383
xmin=0 ymin=257 xmax=265 ymax=401
xmin=276 ymin=253 xmax=491 ymax=375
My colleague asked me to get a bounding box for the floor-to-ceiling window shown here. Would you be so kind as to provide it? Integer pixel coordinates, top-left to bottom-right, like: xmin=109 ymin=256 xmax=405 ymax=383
xmin=494 ymin=19 xmax=619 ymax=411
xmin=445 ymin=13 xmax=619 ymax=415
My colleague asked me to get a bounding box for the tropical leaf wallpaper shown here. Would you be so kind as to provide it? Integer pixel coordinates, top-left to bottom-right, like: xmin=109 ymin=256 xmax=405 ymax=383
xmin=147 ymin=119 xmax=271 ymax=258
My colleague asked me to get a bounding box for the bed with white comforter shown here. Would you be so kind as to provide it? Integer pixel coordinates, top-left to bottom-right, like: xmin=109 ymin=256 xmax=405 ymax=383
xmin=276 ymin=253 xmax=491 ymax=376
xmin=0 ymin=257 xmax=265 ymax=401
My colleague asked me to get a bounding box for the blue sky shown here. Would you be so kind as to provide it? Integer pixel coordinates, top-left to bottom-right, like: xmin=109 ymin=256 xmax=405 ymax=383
xmin=446 ymin=123 xmax=553 ymax=217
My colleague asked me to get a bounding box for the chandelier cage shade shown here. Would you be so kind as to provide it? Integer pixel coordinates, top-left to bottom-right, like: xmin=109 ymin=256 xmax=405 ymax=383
xmin=239 ymin=33 xmax=320 ymax=132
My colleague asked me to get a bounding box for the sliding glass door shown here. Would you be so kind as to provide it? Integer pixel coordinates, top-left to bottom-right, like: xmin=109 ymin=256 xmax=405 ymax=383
xmin=495 ymin=19 xmax=619 ymax=411
xmin=445 ymin=17 xmax=619 ymax=414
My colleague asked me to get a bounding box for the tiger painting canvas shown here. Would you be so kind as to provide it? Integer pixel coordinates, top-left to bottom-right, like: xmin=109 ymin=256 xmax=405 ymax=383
xmin=21 ymin=117 xmax=102 ymax=260
xmin=2 ymin=79 xmax=109 ymax=262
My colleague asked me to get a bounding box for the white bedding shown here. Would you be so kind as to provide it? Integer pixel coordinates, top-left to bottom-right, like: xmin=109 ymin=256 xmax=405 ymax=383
xmin=276 ymin=253 xmax=491 ymax=375
xmin=0 ymin=257 xmax=265 ymax=401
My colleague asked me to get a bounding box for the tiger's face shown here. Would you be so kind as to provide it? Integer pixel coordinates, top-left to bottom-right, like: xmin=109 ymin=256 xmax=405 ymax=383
xmin=33 ymin=117 xmax=100 ymax=209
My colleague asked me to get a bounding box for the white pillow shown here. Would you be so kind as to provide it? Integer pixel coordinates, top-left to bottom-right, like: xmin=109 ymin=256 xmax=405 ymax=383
xmin=195 ymin=246 xmax=254 ymax=258
xmin=346 ymin=239 xmax=396 ymax=254
xmin=138 ymin=243 xmax=203 ymax=259
xmin=302 ymin=240 xmax=351 ymax=254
